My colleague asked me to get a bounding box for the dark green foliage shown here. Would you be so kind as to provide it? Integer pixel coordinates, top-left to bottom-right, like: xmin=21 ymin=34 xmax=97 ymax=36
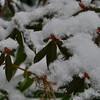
xmin=15 ymin=29 xmax=24 ymax=47
xmin=7 ymin=28 xmax=18 ymax=39
xmin=0 ymin=89 xmax=8 ymax=95
xmin=0 ymin=89 xmax=9 ymax=100
xmin=1 ymin=1 xmax=100 ymax=99
xmin=24 ymin=90 xmax=44 ymax=98
xmin=61 ymin=95 xmax=71 ymax=100
xmin=46 ymin=40 xmax=57 ymax=68
xmin=0 ymin=53 xmax=5 ymax=66
xmin=14 ymin=29 xmax=27 ymax=66
xmin=14 ymin=46 xmax=27 ymax=66
xmin=26 ymin=23 xmax=42 ymax=31
xmin=59 ymin=75 xmax=88 ymax=95
xmin=91 ymin=97 xmax=100 ymax=100
xmin=34 ymin=40 xmax=57 ymax=69
xmin=57 ymin=41 xmax=72 ymax=60
xmin=24 ymin=90 xmax=64 ymax=98
xmin=43 ymin=37 xmax=50 ymax=42
xmin=88 ymin=6 xmax=100 ymax=13
xmin=25 ymin=13 xmax=54 ymax=32
xmin=34 ymin=44 xmax=48 ymax=63
xmin=94 ymin=35 xmax=100 ymax=46
xmin=5 ymin=54 xmax=13 ymax=81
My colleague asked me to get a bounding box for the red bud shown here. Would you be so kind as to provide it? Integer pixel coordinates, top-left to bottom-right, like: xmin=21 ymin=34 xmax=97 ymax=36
xmin=50 ymin=34 xmax=57 ymax=40
xmin=84 ymin=72 xmax=89 ymax=78
xmin=4 ymin=47 xmax=10 ymax=53
xmin=79 ymin=3 xmax=87 ymax=10
xmin=97 ymin=27 xmax=100 ymax=32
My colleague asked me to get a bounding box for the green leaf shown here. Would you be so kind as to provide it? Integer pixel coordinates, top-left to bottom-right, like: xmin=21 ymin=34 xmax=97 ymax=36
xmin=13 ymin=29 xmax=26 ymax=74
xmin=0 ymin=89 xmax=8 ymax=95
xmin=0 ymin=89 xmax=8 ymax=100
xmin=17 ymin=73 xmax=34 ymax=92
xmin=15 ymin=30 xmax=24 ymax=47
xmin=59 ymin=76 xmax=86 ymax=95
xmin=43 ymin=37 xmax=50 ymax=43
xmin=34 ymin=45 xmax=48 ymax=63
xmin=26 ymin=23 xmax=42 ymax=31
xmin=5 ymin=54 xmax=13 ymax=81
xmin=91 ymin=97 xmax=100 ymax=100
xmin=61 ymin=95 xmax=71 ymax=100
xmin=0 ymin=53 xmax=5 ymax=66
xmin=57 ymin=44 xmax=72 ymax=60
xmin=54 ymin=92 xmax=63 ymax=98
xmin=24 ymin=90 xmax=44 ymax=98
xmin=46 ymin=40 xmax=57 ymax=68
xmin=9 ymin=51 xmax=15 ymax=57
xmin=94 ymin=35 xmax=100 ymax=46
xmin=14 ymin=46 xmax=27 ymax=66
xmin=6 ymin=28 xmax=17 ymax=39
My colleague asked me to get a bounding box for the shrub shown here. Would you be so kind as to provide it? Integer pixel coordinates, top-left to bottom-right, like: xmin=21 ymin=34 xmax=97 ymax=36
xmin=0 ymin=0 xmax=100 ymax=100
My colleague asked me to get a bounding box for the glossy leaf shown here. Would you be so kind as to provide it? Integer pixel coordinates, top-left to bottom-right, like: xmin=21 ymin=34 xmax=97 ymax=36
xmin=34 ymin=45 xmax=48 ymax=63
xmin=5 ymin=54 xmax=13 ymax=81
xmin=17 ymin=73 xmax=34 ymax=92
xmin=0 ymin=53 xmax=5 ymax=66
xmin=46 ymin=40 xmax=57 ymax=68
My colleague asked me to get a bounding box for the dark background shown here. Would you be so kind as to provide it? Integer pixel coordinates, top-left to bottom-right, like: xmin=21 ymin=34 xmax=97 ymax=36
xmin=20 ymin=0 xmax=36 ymax=6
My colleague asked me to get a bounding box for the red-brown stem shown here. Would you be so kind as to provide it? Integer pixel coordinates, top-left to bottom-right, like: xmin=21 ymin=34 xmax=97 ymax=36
xmin=12 ymin=64 xmax=39 ymax=78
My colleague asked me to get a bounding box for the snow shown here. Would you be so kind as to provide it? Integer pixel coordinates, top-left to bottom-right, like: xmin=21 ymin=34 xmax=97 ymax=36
xmin=81 ymin=0 xmax=92 ymax=6
xmin=29 ymin=58 xmax=47 ymax=76
xmin=0 ymin=0 xmax=5 ymax=7
xmin=72 ymin=88 xmax=100 ymax=100
xmin=42 ymin=11 xmax=100 ymax=38
xmin=0 ymin=0 xmax=100 ymax=100
xmin=0 ymin=38 xmax=18 ymax=52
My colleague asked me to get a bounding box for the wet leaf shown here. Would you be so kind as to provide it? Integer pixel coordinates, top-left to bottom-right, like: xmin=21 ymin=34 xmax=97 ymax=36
xmin=5 ymin=54 xmax=13 ymax=81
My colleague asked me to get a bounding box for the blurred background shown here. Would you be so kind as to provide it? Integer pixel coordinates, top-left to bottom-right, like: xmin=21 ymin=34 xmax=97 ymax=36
xmin=20 ymin=0 xmax=37 ymax=6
